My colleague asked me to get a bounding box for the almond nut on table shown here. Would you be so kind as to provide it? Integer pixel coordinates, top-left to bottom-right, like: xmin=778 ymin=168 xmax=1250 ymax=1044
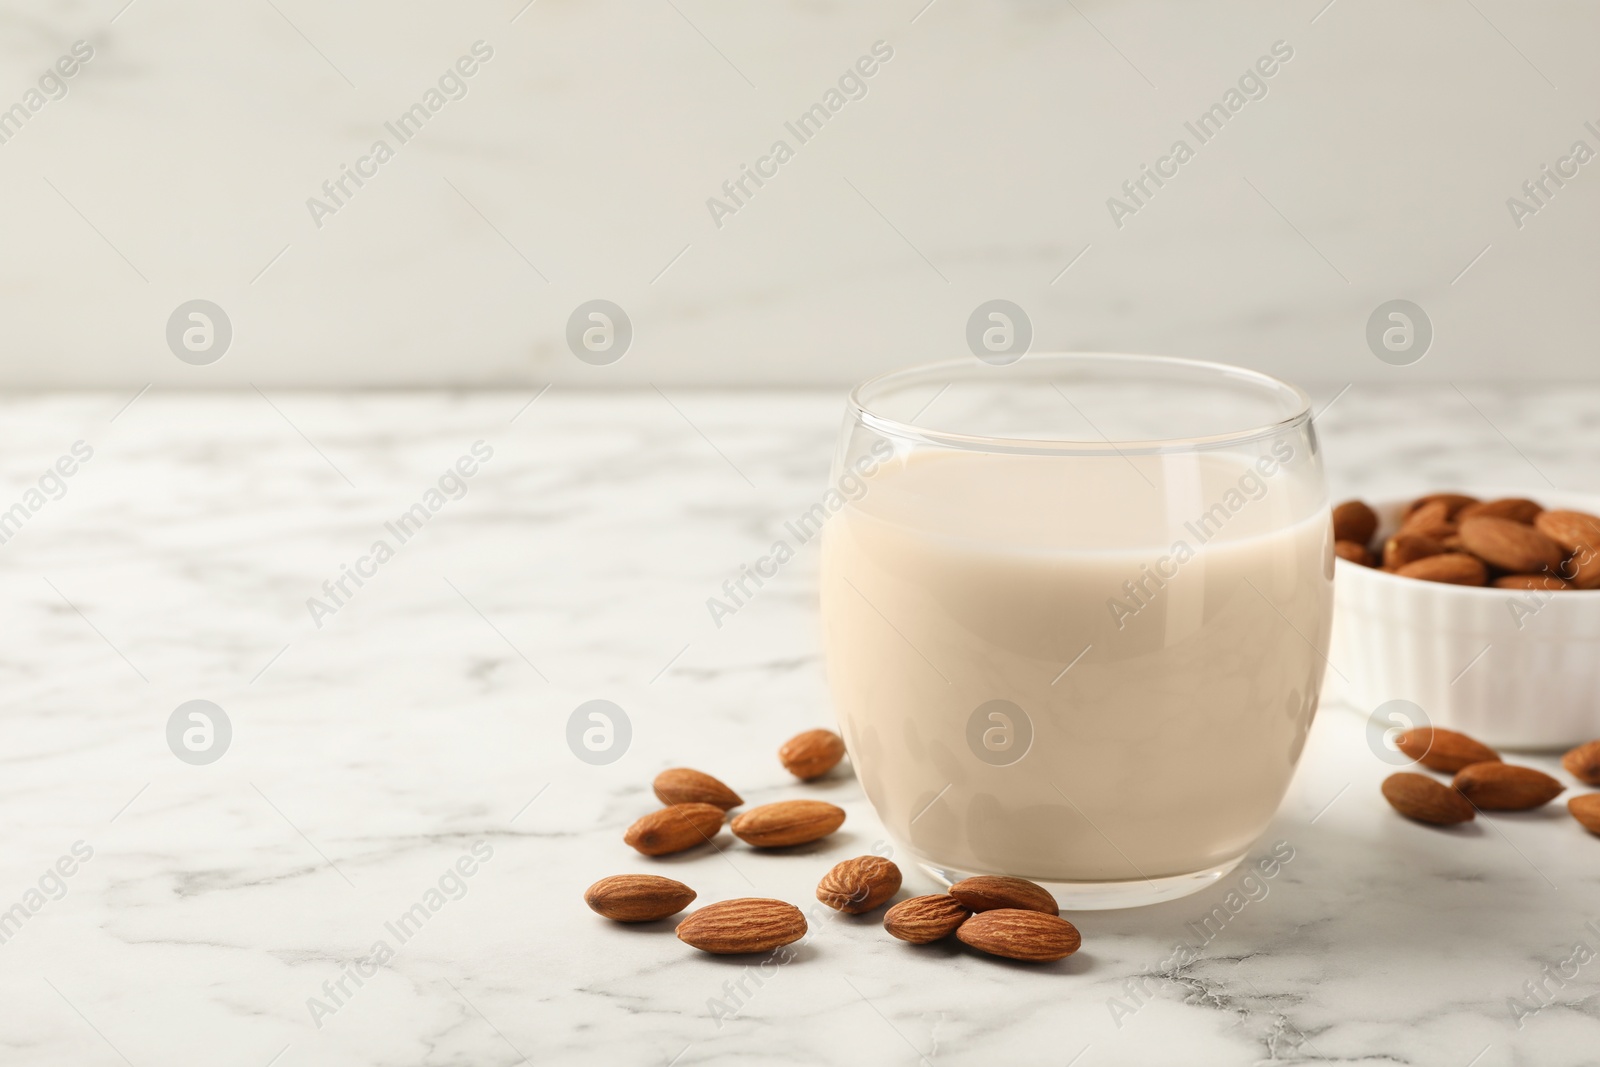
xmin=948 ymin=875 xmax=1059 ymax=916
xmin=1569 ymin=795 xmax=1600 ymax=835
xmin=1393 ymin=726 xmax=1500 ymax=774
xmin=623 ymin=803 xmax=727 ymax=856
xmin=584 ymin=875 xmax=697 ymax=923
xmin=1562 ymin=740 xmax=1600 ymax=786
xmin=816 ymin=855 xmax=902 ymax=914
xmin=1382 ymin=772 xmax=1475 ymax=825
xmin=778 ymin=728 xmax=847 ymax=780
xmin=676 ymin=898 xmax=807 ymax=954
xmin=1451 ymin=763 xmax=1564 ymax=811
xmin=955 ymin=909 xmax=1082 ymax=962
xmin=729 ymin=800 xmax=846 ymax=848
xmin=883 ymin=895 xmax=972 ymax=943
xmin=652 ymin=767 xmax=744 ymax=811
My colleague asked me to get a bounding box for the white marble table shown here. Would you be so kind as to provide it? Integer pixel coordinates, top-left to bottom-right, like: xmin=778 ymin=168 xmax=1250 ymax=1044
xmin=1 ymin=385 xmax=1598 ymax=1067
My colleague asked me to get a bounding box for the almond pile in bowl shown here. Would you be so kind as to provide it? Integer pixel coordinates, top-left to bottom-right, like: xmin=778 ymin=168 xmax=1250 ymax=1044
xmin=582 ymin=728 xmax=1081 ymax=963
xmin=1380 ymin=726 xmax=1600 ymax=835
xmin=1333 ymin=494 xmax=1600 ymax=588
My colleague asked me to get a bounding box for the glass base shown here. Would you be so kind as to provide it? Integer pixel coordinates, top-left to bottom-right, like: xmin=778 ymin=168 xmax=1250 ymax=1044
xmin=912 ymin=853 xmax=1246 ymax=911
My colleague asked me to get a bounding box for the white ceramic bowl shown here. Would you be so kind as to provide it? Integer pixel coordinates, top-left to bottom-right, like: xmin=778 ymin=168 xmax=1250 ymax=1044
xmin=1329 ymin=488 xmax=1600 ymax=751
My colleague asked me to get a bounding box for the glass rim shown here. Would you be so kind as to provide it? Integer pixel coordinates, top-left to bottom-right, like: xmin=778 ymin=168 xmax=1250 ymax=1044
xmin=847 ymin=352 xmax=1315 ymax=456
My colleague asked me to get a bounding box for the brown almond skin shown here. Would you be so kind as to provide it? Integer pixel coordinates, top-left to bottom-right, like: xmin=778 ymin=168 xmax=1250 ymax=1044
xmin=1458 ymin=516 xmax=1566 ymax=574
xmin=1535 ymin=509 xmax=1600 ymax=554
xmin=1494 ymin=574 xmax=1572 ymax=590
xmin=676 ymin=898 xmax=806 ymax=954
xmin=1382 ymin=772 xmax=1475 ymax=825
xmin=1393 ymin=726 xmax=1501 ymax=773
xmin=956 ymin=909 xmax=1081 ymax=962
xmin=1335 ymin=540 xmax=1373 ymax=566
xmin=1569 ymin=794 xmax=1600 ymax=835
xmin=730 ymin=800 xmax=845 ymax=847
xmin=816 ymin=856 xmax=902 ymax=914
xmin=653 ymin=768 xmax=743 ymax=811
xmin=779 ymin=729 xmax=847 ymax=780
xmin=883 ymin=895 xmax=971 ymax=943
xmin=1400 ymin=499 xmax=1456 ymax=541
xmin=1396 ymin=553 xmax=1487 ymax=586
xmin=1332 ymin=500 xmax=1378 ymax=546
xmin=584 ymin=875 xmax=697 ymax=922
xmin=1562 ymin=740 xmax=1600 ymax=786
xmin=1559 ymin=546 xmax=1600 ymax=590
xmin=1405 ymin=493 xmax=1478 ymax=520
xmin=1452 ymin=763 xmax=1564 ymax=811
xmin=1384 ymin=532 xmax=1445 ymax=570
xmin=1460 ymin=498 xmax=1543 ymax=524
xmin=623 ymin=803 xmax=726 ymax=856
xmin=948 ymin=875 xmax=1059 ymax=916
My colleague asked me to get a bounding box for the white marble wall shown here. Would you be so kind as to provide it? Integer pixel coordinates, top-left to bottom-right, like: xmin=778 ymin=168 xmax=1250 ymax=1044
xmin=0 ymin=0 xmax=1596 ymax=387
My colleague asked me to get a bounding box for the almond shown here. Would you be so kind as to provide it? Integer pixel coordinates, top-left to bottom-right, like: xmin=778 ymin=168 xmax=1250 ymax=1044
xmin=778 ymin=729 xmax=847 ymax=780
xmin=816 ymin=856 xmax=902 ymax=913
xmin=1452 ymin=763 xmax=1564 ymax=810
xmin=1404 ymin=493 xmax=1478 ymax=519
xmin=1331 ymin=500 xmax=1378 ymax=546
xmin=883 ymin=895 xmax=971 ymax=943
xmin=948 ymin=875 xmax=1059 ymax=916
xmin=623 ymin=803 xmax=726 ymax=856
xmin=1381 ymin=772 xmax=1475 ymax=825
xmin=1562 ymin=740 xmax=1600 ymax=786
xmin=1383 ymin=532 xmax=1445 ymax=569
xmin=730 ymin=800 xmax=845 ymax=847
xmin=1396 ymin=553 xmax=1487 ymax=586
xmin=653 ymin=768 xmax=743 ymax=811
xmin=1569 ymin=794 xmax=1600 ymax=835
xmin=584 ymin=874 xmax=697 ymax=922
xmin=1400 ymin=499 xmax=1456 ymax=541
xmin=1459 ymin=497 xmax=1543 ymax=524
xmin=1534 ymin=509 xmax=1600 ymax=553
xmin=1335 ymin=540 xmax=1373 ymax=566
xmin=1558 ymin=545 xmax=1600 ymax=590
xmin=956 ymin=909 xmax=1081 ymax=962
xmin=675 ymin=898 xmax=807 ymax=954
xmin=1458 ymin=516 xmax=1565 ymax=574
xmin=1393 ymin=726 xmax=1501 ymax=773
xmin=1493 ymin=574 xmax=1572 ymax=590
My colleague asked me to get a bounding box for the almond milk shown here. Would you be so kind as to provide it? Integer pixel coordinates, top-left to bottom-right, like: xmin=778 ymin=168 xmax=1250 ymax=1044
xmin=821 ymin=446 xmax=1331 ymax=887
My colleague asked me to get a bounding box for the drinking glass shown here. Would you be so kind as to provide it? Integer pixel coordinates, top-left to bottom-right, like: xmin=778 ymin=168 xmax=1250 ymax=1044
xmin=820 ymin=353 xmax=1332 ymax=909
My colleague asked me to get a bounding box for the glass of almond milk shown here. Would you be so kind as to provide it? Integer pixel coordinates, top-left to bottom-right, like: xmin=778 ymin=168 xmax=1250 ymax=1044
xmin=820 ymin=354 xmax=1332 ymax=909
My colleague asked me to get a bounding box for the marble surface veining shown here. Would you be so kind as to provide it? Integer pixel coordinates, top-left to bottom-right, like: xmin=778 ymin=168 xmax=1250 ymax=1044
xmin=0 ymin=384 xmax=1597 ymax=1066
